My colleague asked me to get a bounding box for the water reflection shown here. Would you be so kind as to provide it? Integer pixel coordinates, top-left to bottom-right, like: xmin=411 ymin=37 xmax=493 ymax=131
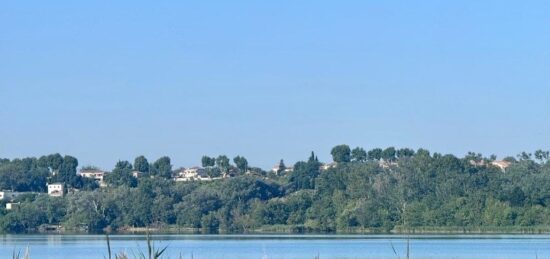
xmin=0 ymin=234 xmax=549 ymax=259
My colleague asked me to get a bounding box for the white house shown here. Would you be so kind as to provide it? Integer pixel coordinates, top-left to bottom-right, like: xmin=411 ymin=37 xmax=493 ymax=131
xmin=174 ymin=167 xmax=211 ymax=181
xmin=6 ymin=202 xmax=20 ymax=210
xmin=271 ymin=160 xmax=294 ymax=175
xmin=320 ymin=163 xmax=336 ymax=171
xmin=468 ymin=159 xmax=512 ymax=172
xmin=491 ymin=160 xmax=512 ymax=172
xmin=131 ymin=171 xmax=144 ymax=178
xmin=47 ymin=183 xmax=64 ymax=197
xmin=79 ymin=168 xmax=108 ymax=187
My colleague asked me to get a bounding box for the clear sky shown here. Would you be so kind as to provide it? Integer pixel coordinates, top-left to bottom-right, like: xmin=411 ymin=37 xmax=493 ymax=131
xmin=1 ymin=1 xmax=549 ymax=170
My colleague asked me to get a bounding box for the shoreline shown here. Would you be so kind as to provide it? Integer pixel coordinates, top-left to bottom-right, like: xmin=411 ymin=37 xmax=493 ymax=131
xmin=15 ymin=225 xmax=550 ymax=235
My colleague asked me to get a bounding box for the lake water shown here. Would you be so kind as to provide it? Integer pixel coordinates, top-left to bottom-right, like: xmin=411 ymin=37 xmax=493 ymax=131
xmin=1 ymin=234 xmax=550 ymax=259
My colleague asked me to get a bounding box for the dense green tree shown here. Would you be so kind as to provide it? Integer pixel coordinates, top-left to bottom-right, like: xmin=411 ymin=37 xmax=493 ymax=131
xmin=535 ymin=150 xmax=549 ymax=164
xmin=381 ymin=147 xmax=396 ymax=162
xmin=367 ymin=148 xmax=382 ymax=161
xmin=0 ymin=202 xmax=48 ymax=232
xmin=396 ymin=148 xmax=415 ymax=158
xmin=106 ymin=160 xmax=137 ymax=187
xmin=233 ymin=156 xmax=248 ymax=173
xmin=331 ymin=145 xmax=351 ymax=163
xmin=416 ymin=148 xmax=431 ymax=158
xmin=47 ymin=153 xmax=64 ymax=171
xmin=308 ymin=151 xmax=318 ymax=163
xmin=274 ymin=159 xmax=286 ymax=175
xmin=55 ymin=155 xmax=80 ymax=188
xmin=134 ymin=155 xmax=149 ymax=173
xmin=201 ymin=156 xmax=215 ymax=168
xmin=351 ymin=147 xmax=367 ymax=162
xmin=64 ymin=191 xmax=106 ymax=230
xmin=205 ymin=167 xmax=222 ymax=178
xmin=216 ymin=155 xmax=230 ymax=173
xmin=151 ymin=194 xmax=176 ymax=224
xmin=175 ymin=188 xmax=222 ymax=228
xmin=4 ymin=148 xmax=550 ymax=234
xmin=258 ymin=199 xmax=289 ymax=225
xmin=285 ymin=191 xmax=313 ymax=225
xmin=0 ymin=161 xmax=49 ymax=192
xmin=289 ymin=154 xmax=321 ymax=190
xmin=0 ymin=158 xmax=9 ymax=165
xmin=518 ymin=152 xmax=532 ymax=161
xmin=124 ymin=189 xmax=154 ymax=227
xmin=152 ymin=156 xmax=172 ymax=178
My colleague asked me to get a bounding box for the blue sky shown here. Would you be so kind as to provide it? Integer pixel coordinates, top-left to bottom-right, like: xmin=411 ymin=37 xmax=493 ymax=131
xmin=1 ymin=1 xmax=549 ymax=170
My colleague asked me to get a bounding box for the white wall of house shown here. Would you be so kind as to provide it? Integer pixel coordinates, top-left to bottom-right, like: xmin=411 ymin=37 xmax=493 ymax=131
xmin=47 ymin=183 xmax=64 ymax=197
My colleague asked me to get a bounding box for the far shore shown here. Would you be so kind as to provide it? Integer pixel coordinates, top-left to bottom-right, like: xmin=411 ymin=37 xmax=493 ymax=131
xmin=14 ymin=224 xmax=550 ymax=235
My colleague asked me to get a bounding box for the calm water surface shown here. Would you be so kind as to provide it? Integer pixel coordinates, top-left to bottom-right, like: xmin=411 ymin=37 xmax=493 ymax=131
xmin=1 ymin=234 xmax=550 ymax=259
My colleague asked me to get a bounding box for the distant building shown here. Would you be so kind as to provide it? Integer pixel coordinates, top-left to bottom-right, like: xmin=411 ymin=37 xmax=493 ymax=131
xmin=131 ymin=171 xmax=144 ymax=178
xmin=491 ymin=160 xmax=512 ymax=172
xmin=6 ymin=202 xmax=20 ymax=210
xmin=272 ymin=160 xmax=286 ymax=174
xmin=320 ymin=163 xmax=336 ymax=171
xmin=79 ymin=168 xmax=107 ymax=181
xmin=468 ymin=159 xmax=512 ymax=172
xmin=79 ymin=168 xmax=108 ymax=187
xmin=378 ymin=160 xmax=398 ymax=169
xmin=0 ymin=190 xmax=23 ymax=201
xmin=47 ymin=183 xmax=64 ymax=197
xmin=468 ymin=160 xmax=486 ymax=166
xmin=222 ymin=167 xmax=241 ymax=178
xmin=272 ymin=160 xmax=293 ymax=175
xmin=174 ymin=167 xmax=211 ymax=181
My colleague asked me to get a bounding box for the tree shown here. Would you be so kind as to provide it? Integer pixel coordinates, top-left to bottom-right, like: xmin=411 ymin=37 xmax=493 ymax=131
xmin=216 ymin=155 xmax=230 ymax=173
xmin=351 ymin=147 xmax=367 ymax=162
xmin=49 ymin=153 xmax=64 ymax=171
xmin=134 ymin=155 xmax=149 ymax=173
xmin=115 ymin=161 xmax=133 ymax=171
xmin=518 ymin=152 xmax=532 ymax=161
xmin=506 ymin=187 xmax=526 ymax=207
xmin=0 ymin=159 xmax=49 ymax=192
xmin=308 ymin=152 xmax=318 ymax=163
xmin=396 ymin=148 xmax=415 ymax=158
xmin=534 ymin=150 xmax=549 ymax=164
xmin=57 ymin=155 xmax=79 ymax=187
xmin=416 ymin=148 xmax=431 ymax=158
xmin=289 ymin=153 xmax=321 ymax=190
xmin=152 ymin=156 xmax=172 ymax=178
xmin=381 ymin=147 xmax=396 ymax=162
xmin=275 ymin=159 xmax=286 ymax=175
xmin=8 ymin=147 xmax=550 ymax=234
xmin=233 ymin=156 xmax=248 ymax=173
xmin=201 ymin=156 xmax=215 ymax=168
xmin=106 ymin=160 xmax=137 ymax=187
xmin=367 ymin=148 xmax=383 ymax=161
xmin=503 ymin=156 xmax=517 ymax=163
xmin=331 ymin=145 xmax=351 ymax=163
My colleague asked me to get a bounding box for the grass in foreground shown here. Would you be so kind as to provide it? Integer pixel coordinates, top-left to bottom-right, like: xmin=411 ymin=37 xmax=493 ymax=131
xmin=11 ymin=246 xmax=29 ymax=259
xmin=105 ymin=232 xmax=171 ymax=259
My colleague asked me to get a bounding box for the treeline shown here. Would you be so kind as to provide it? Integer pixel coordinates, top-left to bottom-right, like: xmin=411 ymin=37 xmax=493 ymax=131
xmin=1 ymin=146 xmax=550 ymax=233
xmin=0 ymin=154 xmax=97 ymax=192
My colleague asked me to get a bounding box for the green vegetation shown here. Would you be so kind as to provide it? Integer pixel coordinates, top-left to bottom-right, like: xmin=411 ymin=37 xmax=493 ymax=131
xmin=2 ymin=146 xmax=550 ymax=234
xmin=105 ymin=233 xmax=169 ymax=259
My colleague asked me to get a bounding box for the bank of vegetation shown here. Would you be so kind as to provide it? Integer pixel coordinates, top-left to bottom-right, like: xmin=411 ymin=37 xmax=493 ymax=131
xmin=1 ymin=146 xmax=550 ymax=234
